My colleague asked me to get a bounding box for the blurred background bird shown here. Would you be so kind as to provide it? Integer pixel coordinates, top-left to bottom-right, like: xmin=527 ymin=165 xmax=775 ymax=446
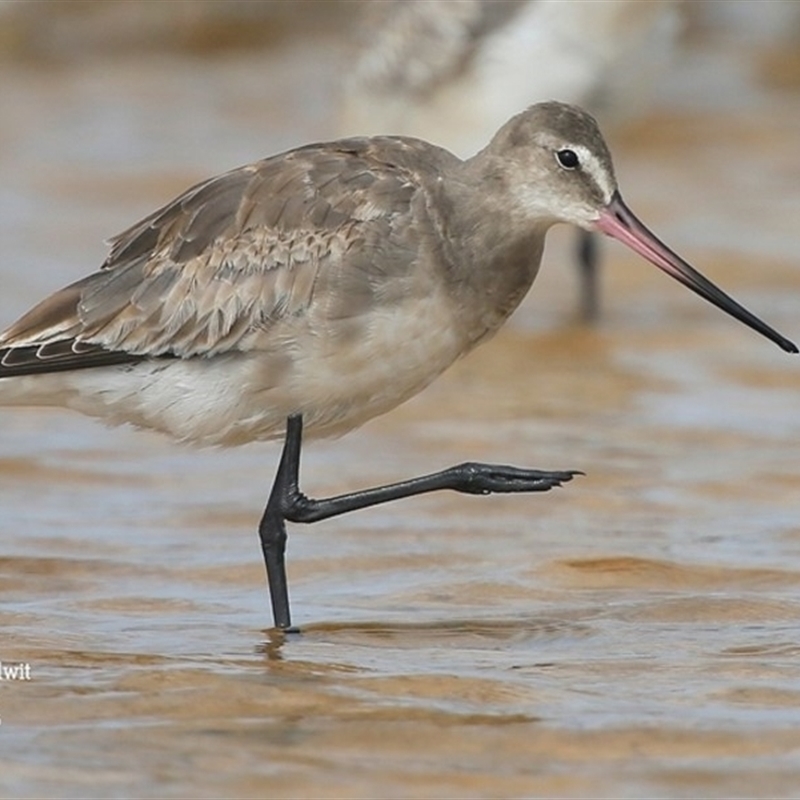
xmin=339 ymin=0 xmax=682 ymax=321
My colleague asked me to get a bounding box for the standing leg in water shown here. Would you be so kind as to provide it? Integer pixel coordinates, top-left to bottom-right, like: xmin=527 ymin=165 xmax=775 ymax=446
xmin=577 ymin=229 xmax=601 ymax=322
xmin=258 ymin=414 xmax=580 ymax=630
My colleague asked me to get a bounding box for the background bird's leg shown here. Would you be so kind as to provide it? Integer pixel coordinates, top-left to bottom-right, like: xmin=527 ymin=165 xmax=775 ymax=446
xmin=259 ymin=414 xmax=580 ymax=629
xmin=577 ymin=229 xmax=600 ymax=322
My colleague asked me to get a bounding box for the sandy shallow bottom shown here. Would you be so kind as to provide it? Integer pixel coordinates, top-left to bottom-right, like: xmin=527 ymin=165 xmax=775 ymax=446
xmin=1 ymin=21 xmax=800 ymax=799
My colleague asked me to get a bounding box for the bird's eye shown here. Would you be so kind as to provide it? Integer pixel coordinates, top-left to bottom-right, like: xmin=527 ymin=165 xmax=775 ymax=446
xmin=556 ymin=149 xmax=579 ymax=170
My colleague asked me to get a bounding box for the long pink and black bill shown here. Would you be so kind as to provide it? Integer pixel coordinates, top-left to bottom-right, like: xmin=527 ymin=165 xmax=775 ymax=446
xmin=595 ymin=191 xmax=797 ymax=354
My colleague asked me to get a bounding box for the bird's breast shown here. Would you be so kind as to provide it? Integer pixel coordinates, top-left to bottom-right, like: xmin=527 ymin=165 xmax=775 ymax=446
xmin=270 ymin=286 xmax=468 ymax=439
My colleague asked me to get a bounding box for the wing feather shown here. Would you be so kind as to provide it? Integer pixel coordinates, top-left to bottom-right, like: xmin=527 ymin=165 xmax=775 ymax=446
xmin=0 ymin=138 xmax=446 ymax=379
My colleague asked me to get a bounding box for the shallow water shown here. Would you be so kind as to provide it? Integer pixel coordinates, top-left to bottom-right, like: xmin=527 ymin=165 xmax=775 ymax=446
xmin=1 ymin=13 xmax=800 ymax=799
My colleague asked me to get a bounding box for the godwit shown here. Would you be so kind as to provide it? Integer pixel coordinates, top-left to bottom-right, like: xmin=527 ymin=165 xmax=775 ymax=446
xmin=340 ymin=0 xmax=681 ymax=320
xmin=0 ymin=102 xmax=794 ymax=630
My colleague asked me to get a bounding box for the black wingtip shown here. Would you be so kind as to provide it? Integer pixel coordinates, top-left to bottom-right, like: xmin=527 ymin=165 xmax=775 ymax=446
xmin=0 ymin=344 xmax=146 ymax=377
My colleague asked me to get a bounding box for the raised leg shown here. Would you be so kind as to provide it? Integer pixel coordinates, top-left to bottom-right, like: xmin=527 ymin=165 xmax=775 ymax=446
xmin=577 ymin=229 xmax=601 ymax=322
xmin=258 ymin=414 xmax=581 ymax=630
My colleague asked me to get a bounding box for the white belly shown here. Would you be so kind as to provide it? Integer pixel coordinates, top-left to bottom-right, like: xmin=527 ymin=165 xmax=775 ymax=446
xmin=0 ymin=291 xmax=469 ymax=447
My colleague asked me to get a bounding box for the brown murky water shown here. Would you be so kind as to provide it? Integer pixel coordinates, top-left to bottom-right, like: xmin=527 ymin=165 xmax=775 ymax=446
xmin=2 ymin=9 xmax=800 ymax=799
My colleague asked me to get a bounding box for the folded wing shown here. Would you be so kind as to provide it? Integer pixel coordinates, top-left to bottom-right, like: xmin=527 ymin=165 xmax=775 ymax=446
xmin=0 ymin=138 xmax=428 ymax=378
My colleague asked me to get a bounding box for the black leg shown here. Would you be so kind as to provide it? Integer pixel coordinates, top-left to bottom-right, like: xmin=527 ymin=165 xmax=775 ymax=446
xmin=259 ymin=414 xmax=582 ymax=630
xmin=577 ymin=229 xmax=600 ymax=322
xmin=258 ymin=415 xmax=304 ymax=632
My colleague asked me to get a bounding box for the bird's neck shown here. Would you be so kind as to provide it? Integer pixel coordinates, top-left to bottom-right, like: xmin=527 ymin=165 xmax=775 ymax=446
xmin=432 ymin=162 xmax=551 ymax=346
